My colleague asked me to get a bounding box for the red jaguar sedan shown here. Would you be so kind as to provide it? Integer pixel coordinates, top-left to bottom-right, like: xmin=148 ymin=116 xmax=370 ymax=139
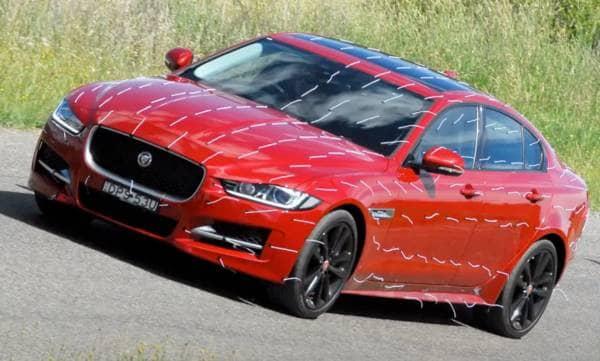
xmin=29 ymin=33 xmax=589 ymax=338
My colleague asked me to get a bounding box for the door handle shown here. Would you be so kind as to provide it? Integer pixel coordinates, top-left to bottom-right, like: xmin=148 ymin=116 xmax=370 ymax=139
xmin=526 ymin=189 xmax=543 ymax=203
xmin=460 ymin=184 xmax=480 ymax=199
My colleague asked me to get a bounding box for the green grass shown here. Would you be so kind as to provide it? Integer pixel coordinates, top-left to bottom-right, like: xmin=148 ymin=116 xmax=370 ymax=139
xmin=0 ymin=0 xmax=598 ymax=207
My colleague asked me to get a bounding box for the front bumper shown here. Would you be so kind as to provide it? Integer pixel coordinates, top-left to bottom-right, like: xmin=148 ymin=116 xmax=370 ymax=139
xmin=29 ymin=122 xmax=324 ymax=283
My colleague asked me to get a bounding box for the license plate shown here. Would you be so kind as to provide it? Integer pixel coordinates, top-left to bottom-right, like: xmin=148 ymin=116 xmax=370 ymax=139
xmin=101 ymin=180 xmax=159 ymax=212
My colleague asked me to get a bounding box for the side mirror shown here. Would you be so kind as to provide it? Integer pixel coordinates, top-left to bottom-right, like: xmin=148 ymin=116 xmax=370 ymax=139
xmin=421 ymin=146 xmax=464 ymax=176
xmin=165 ymin=48 xmax=193 ymax=71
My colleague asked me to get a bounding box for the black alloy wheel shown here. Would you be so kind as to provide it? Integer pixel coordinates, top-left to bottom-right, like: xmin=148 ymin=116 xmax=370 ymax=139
xmin=35 ymin=192 xmax=93 ymax=226
xmin=508 ymin=249 xmax=555 ymax=330
xmin=301 ymin=221 xmax=355 ymax=310
xmin=270 ymin=210 xmax=358 ymax=318
xmin=484 ymin=239 xmax=558 ymax=338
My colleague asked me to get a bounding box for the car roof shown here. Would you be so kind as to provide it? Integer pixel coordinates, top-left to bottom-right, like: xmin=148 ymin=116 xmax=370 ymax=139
xmin=274 ymin=32 xmax=476 ymax=93
xmin=269 ymin=33 xmax=533 ymax=126
xmin=194 ymin=32 xmax=529 ymax=129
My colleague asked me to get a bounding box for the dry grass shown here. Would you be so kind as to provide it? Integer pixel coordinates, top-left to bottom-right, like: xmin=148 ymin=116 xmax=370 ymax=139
xmin=0 ymin=0 xmax=598 ymax=206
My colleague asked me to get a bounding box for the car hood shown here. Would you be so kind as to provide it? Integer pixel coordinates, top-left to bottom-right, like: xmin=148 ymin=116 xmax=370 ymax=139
xmin=68 ymin=77 xmax=388 ymax=188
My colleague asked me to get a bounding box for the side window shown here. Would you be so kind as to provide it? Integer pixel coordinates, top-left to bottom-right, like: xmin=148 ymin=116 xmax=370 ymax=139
xmin=479 ymin=110 xmax=523 ymax=170
xmin=524 ymin=128 xmax=544 ymax=170
xmin=412 ymin=106 xmax=478 ymax=169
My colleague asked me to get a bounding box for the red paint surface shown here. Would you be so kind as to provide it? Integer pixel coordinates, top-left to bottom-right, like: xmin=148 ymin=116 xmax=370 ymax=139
xmin=29 ymin=33 xmax=589 ymax=307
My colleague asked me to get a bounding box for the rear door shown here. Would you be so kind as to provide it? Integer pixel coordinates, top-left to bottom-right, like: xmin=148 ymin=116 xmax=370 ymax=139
xmin=452 ymin=108 xmax=553 ymax=286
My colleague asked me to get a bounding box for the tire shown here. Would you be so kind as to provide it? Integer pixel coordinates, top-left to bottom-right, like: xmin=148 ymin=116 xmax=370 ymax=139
xmin=483 ymin=239 xmax=558 ymax=338
xmin=269 ymin=210 xmax=359 ymax=319
xmin=35 ymin=192 xmax=93 ymax=226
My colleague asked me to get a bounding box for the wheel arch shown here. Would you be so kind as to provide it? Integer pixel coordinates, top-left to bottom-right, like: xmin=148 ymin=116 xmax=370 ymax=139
xmin=331 ymin=203 xmax=366 ymax=275
xmin=540 ymin=233 xmax=567 ymax=282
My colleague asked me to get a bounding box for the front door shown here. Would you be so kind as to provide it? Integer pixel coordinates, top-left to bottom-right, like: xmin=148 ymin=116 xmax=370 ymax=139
xmin=383 ymin=105 xmax=485 ymax=285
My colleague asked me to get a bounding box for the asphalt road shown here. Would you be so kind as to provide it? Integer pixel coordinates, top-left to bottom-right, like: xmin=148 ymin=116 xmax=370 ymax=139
xmin=1 ymin=127 xmax=599 ymax=361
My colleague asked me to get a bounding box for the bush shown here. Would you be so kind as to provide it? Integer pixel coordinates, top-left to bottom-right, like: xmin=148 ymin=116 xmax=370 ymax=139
xmin=0 ymin=0 xmax=598 ymax=207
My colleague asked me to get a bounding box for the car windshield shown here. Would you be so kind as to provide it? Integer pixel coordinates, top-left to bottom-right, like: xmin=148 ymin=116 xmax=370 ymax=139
xmin=182 ymin=39 xmax=432 ymax=156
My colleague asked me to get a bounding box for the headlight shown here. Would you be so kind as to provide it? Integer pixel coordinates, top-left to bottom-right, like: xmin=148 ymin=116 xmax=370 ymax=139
xmin=221 ymin=179 xmax=321 ymax=210
xmin=51 ymin=98 xmax=84 ymax=134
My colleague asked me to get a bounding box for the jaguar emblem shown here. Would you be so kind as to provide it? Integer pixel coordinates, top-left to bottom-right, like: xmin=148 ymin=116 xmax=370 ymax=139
xmin=137 ymin=151 xmax=153 ymax=168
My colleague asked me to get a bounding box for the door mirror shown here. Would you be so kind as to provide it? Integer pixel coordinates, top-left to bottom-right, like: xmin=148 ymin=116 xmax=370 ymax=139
xmin=421 ymin=146 xmax=465 ymax=176
xmin=165 ymin=48 xmax=193 ymax=71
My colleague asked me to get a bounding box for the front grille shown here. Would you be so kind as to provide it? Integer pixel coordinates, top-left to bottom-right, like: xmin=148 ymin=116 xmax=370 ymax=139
xmin=79 ymin=184 xmax=178 ymax=237
xmin=88 ymin=127 xmax=204 ymax=200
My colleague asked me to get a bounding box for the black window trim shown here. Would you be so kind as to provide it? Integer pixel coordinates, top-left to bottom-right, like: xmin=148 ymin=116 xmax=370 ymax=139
xmin=403 ymin=103 xmax=547 ymax=173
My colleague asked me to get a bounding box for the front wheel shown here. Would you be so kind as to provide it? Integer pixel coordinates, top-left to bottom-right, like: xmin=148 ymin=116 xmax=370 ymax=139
xmin=269 ymin=210 xmax=359 ymax=319
xmin=484 ymin=239 xmax=558 ymax=338
xmin=35 ymin=192 xmax=93 ymax=226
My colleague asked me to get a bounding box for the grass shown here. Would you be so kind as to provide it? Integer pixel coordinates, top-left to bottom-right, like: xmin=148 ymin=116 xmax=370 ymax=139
xmin=0 ymin=0 xmax=598 ymax=207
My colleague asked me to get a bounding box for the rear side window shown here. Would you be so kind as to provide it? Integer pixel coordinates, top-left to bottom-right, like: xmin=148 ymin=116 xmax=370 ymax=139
xmin=524 ymin=128 xmax=544 ymax=170
xmin=479 ymin=110 xmax=524 ymax=170
xmin=412 ymin=106 xmax=478 ymax=169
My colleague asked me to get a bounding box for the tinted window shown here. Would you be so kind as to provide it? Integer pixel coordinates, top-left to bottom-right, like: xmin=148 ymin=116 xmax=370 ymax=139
xmin=412 ymin=106 xmax=478 ymax=169
xmin=479 ymin=110 xmax=523 ymax=170
xmin=524 ymin=128 xmax=544 ymax=170
xmin=183 ymin=40 xmax=431 ymax=156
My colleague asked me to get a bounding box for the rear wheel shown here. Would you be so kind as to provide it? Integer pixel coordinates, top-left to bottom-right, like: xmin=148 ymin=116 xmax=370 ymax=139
xmin=269 ymin=210 xmax=358 ymax=319
xmin=35 ymin=192 xmax=93 ymax=226
xmin=484 ymin=239 xmax=558 ymax=338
